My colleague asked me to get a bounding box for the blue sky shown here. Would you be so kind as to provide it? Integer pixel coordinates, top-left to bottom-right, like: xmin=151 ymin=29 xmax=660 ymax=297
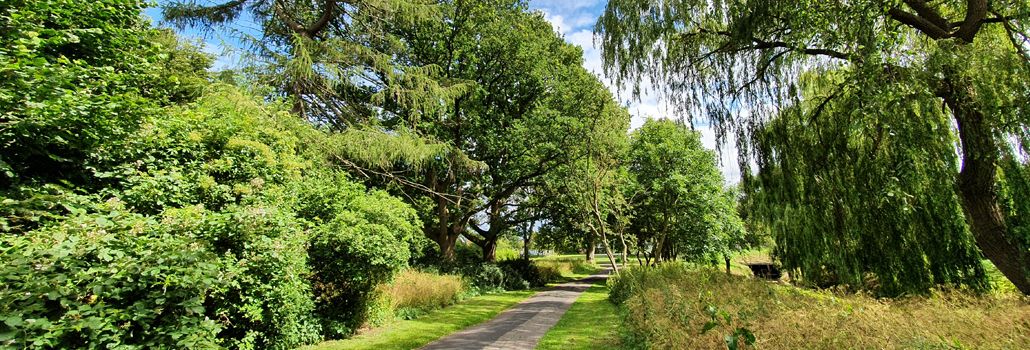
xmin=144 ymin=1 xmax=740 ymax=183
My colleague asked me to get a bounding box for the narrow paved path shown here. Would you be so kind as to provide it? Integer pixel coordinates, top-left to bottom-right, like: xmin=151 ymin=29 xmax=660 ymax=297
xmin=419 ymin=266 xmax=612 ymax=350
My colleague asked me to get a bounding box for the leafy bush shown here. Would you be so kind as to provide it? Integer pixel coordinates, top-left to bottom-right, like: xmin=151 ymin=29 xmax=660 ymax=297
xmin=459 ymin=263 xmax=509 ymax=293
xmin=607 ymin=263 xmax=691 ymax=305
xmin=0 ymin=205 xmax=224 ymax=349
xmin=493 ymin=238 xmax=522 ymax=261
xmin=0 ymin=0 xmax=209 ymax=200
xmin=534 ymin=263 xmax=568 ymax=283
xmin=534 ymin=256 xmax=599 ymax=279
xmin=498 ymin=259 xmax=545 ymax=289
xmin=1 ymin=79 xmax=424 ymax=349
xmin=160 ymin=205 xmax=322 ymax=350
xmin=306 ymin=186 xmax=422 ymax=337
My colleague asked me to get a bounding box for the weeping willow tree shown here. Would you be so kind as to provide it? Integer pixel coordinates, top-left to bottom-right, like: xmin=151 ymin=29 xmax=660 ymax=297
xmin=744 ymin=72 xmax=988 ymax=295
xmin=596 ymin=0 xmax=1030 ymax=294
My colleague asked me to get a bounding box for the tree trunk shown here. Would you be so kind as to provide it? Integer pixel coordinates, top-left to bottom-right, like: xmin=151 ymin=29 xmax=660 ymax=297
xmin=585 ymin=235 xmax=596 ymax=263
xmin=599 ymin=232 xmax=620 ymax=274
xmin=522 ymin=231 xmax=532 ymax=260
xmin=653 ymin=234 xmax=666 ymax=265
xmin=434 ymin=231 xmax=460 ymax=261
xmin=482 ymin=238 xmax=498 ymax=262
xmin=943 ymin=70 xmax=1030 ymax=295
xmin=424 ymin=173 xmax=463 ymax=261
xmin=619 ymin=230 xmax=629 ymax=270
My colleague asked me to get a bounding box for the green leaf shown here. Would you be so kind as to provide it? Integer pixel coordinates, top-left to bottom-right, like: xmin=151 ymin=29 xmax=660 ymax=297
xmin=701 ymin=321 xmax=718 ymax=334
xmin=4 ymin=316 xmax=24 ymax=327
xmin=737 ymin=328 xmax=756 ymax=345
xmin=725 ymin=334 xmax=739 ymax=350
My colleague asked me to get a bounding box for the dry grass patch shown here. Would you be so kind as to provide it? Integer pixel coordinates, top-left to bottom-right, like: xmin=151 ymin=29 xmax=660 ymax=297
xmin=534 ymin=256 xmax=600 ymax=280
xmin=380 ymin=269 xmax=463 ymax=316
xmin=611 ymin=264 xmax=1030 ymax=349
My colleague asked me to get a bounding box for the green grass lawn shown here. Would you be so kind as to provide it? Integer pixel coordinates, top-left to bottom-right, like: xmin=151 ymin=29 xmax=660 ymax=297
xmin=535 ymin=282 xmax=621 ymax=350
xmin=303 ymin=290 xmax=536 ymax=350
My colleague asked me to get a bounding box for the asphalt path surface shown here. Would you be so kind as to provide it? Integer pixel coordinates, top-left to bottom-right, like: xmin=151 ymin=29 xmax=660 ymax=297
xmin=419 ymin=266 xmax=612 ymax=350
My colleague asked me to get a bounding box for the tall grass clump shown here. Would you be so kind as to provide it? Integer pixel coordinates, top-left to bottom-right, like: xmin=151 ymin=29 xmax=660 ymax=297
xmin=379 ymin=270 xmax=464 ymax=320
xmin=610 ymin=264 xmax=1030 ymax=350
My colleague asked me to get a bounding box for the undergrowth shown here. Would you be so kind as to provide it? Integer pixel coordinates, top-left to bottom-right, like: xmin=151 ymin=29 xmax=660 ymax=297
xmin=609 ymin=264 xmax=1030 ymax=349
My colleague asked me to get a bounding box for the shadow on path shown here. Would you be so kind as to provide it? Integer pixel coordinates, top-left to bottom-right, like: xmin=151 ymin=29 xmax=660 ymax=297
xmin=419 ymin=266 xmax=612 ymax=350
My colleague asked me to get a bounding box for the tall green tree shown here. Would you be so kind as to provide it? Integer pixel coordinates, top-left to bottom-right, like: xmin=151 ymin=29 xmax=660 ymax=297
xmin=596 ymin=0 xmax=1030 ymax=294
xmin=533 ymin=85 xmax=632 ymax=271
xmin=626 ymin=119 xmax=744 ymax=265
xmin=390 ymin=0 xmax=628 ymax=261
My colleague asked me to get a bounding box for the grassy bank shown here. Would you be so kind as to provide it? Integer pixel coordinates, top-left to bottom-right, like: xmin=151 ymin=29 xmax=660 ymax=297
xmin=536 ymin=282 xmax=621 ymax=350
xmin=303 ymin=289 xmax=535 ymax=350
xmin=609 ymin=264 xmax=1030 ymax=349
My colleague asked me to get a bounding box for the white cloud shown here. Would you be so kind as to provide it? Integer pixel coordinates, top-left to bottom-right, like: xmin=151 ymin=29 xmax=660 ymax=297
xmin=543 ymin=12 xmax=570 ymax=34
xmin=531 ymin=0 xmax=604 ymax=13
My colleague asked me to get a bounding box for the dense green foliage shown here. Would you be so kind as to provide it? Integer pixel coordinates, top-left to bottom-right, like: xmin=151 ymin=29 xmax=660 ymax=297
xmin=163 ymin=0 xmax=636 ymax=264
xmin=596 ymin=0 xmax=1030 ymax=294
xmin=164 ymin=0 xmax=451 ymax=125
xmin=384 ymin=0 xmax=635 ymax=262
xmin=626 ymin=120 xmax=744 ymax=265
xmin=0 ymin=1 xmax=426 ymax=347
xmin=1 ymin=82 xmax=424 ymax=348
xmin=0 ymin=0 xmax=206 ymax=232
xmin=743 ymin=76 xmax=989 ymax=295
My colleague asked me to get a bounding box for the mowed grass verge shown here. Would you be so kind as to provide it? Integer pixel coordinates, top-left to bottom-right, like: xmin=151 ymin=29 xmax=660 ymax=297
xmin=303 ymin=290 xmax=535 ymax=350
xmin=536 ymin=282 xmax=621 ymax=350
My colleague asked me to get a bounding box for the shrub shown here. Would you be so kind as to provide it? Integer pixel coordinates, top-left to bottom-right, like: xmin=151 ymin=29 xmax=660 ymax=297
xmin=161 ymin=205 xmax=322 ymax=350
xmin=0 ymin=0 xmax=211 ymax=233
xmin=608 ymin=263 xmax=691 ymax=305
xmin=460 ymin=263 xmax=508 ymax=293
xmin=380 ymin=270 xmax=463 ymax=319
xmin=534 ymin=263 xmax=568 ymax=283
xmin=493 ymin=238 xmax=522 ymax=261
xmin=293 ymin=170 xmax=423 ymax=336
xmin=0 ymin=205 xmax=224 ymax=349
xmin=534 ymin=256 xmax=599 ymax=281
xmin=498 ymin=259 xmax=545 ymax=289
xmin=1 ymin=82 xmax=425 ymax=348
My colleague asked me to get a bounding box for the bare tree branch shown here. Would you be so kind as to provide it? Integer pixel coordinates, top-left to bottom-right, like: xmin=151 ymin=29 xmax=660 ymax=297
xmin=888 ymin=7 xmax=949 ymax=39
